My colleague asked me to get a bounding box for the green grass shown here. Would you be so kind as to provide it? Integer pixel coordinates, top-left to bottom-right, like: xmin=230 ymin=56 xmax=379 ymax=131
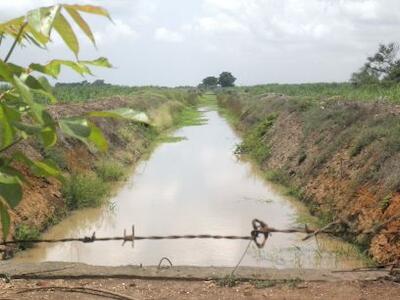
xmin=215 ymin=275 xmax=240 ymax=287
xmin=235 ymin=113 xmax=278 ymax=164
xmin=95 ymin=159 xmax=125 ymax=182
xmin=173 ymin=106 xmax=207 ymax=127
xmin=239 ymin=82 xmax=400 ymax=103
xmin=14 ymin=224 xmax=40 ymax=249
xmin=264 ymin=170 xmax=288 ymax=185
xmin=251 ymin=280 xmax=276 ymax=289
xmin=62 ymin=172 xmax=109 ymax=210
xmin=380 ymin=194 xmax=392 ymax=211
xmin=157 ymin=136 xmax=187 ymax=143
xmin=199 ymin=93 xmax=218 ymax=108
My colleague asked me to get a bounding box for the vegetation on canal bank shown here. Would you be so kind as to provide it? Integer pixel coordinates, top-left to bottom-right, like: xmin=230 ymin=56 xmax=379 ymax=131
xmin=0 ymin=88 xmax=199 ymax=254
xmin=217 ymin=88 xmax=400 ymax=264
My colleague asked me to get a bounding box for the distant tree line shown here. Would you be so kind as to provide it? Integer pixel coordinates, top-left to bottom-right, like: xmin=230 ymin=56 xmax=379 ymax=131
xmin=199 ymin=72 xmax=236 ymax=89
xmin=55 ymin=79 xmax=108 ymax=87
xmin=351 ymin=42 xmax=400 ymax=86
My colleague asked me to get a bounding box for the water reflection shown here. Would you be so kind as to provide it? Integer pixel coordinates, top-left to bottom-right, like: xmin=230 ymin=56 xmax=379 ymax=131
xmin=14 ymin=109 xmax=365 ymax=269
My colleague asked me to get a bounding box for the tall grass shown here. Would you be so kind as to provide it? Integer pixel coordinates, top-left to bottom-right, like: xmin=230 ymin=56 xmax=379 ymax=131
xmin=239 ymin=82 xmax=400 ymax=103
xmin=95 ymin=159 xmax=125 ymax=182
xmin=62 ymin=173 xmax=108 ymax=210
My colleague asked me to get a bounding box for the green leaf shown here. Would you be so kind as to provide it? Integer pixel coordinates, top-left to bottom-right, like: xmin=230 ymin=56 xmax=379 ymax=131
xmin=0 ymin=117 xmax=13 ymax=149
xmin=88 ymin=122 xmax=108 ymax=152
xmin=0 ymin=104 xmax=20 ymax=148
xmin=6 ymin=63 xmax=25 ymax=77
xmin=25 ymin=24 xmax=48 ymax=46
xmin=40 ymin=126 xmax=57 ymax=148
xmin=88 ymin=108 xmax=150 ymax=124
xmin=51 ymin=60 xmax=91 ymax=76
xmin=68 ymin=5 xmax=111 ymax=19
xmin=59 ymin=117 xmax=91 ymax=140
xmin=0 ymin=201 xmax=10 ymax=239
xmin=59 ymin=118 xmax=109 ymax=151
xmin=0 ymin=166 xmax=26 ymax=184
xmin=81 ymin=57 xmax=112 ymax=68
xmin=21 ymin=74 xmax=54 ymax=101
xmin=27 ymin=5 xmax=61 ymax=40
xmin=14 ymin=75 xmax=33 ymax=104
xmin=37 ymin=76 xmax=53 ymax=94
xmin=13 ymin=122 xmax=41 ymax=135
xmin=0 ymin=60 xmax=13 ymax=83
xmin=0 ymin=17 xmax=25 ymax=36
xmin=27 ymin=7 xmax=45 ymax=34
xmin=31 ymin=159 xmax=60 ymax=178
xmin=12 ymin=152 xmax=61 ymax=179
xmin=0 ymin=172 xmax=22 ymax=208
xmin=41 ymin=5 xmax=61 ymax=37
xmin=29 ymin=102 xmax=46 ymax=124
xmin=34 ymin=89 xmax=57 ymax=104
xmin=65 ymin=6 xmax=96 ymax=46
xmin=30 ymin=59 xmax=105 ymax=78
xmin=53 ymin=13 xmax=79 ymax=56
xmin=58 ymin=60 xmax=92 ymax=75
xmin=29 ymin=62 xmax=60 ymax=78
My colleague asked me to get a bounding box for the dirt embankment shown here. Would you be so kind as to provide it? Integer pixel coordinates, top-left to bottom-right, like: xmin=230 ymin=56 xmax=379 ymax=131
xmin=218 ymin=92 xmax=400 ymax=264
xmin=0 ymin=92 xmax=192 ymax=257
xmin=1 ymin=263 xmax=399 ymax=299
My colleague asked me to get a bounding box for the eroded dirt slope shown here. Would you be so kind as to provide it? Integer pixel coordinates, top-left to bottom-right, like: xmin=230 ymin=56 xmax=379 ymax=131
xmin=0 ymin=93 xmax=190 ymax=257
xmin=219 ymin=92 xmax=400 ymax=263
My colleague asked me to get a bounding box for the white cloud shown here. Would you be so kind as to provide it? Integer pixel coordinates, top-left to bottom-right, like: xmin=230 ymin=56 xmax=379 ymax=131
xmin=197 ymin=14 xmax=249 ymax=34
xmin=154 ymin=27 xmax=184 ymax=43
xmin=95 ymin=19 xmax=139 ymax=45
xmin=4 ymin=0 xmax=400 ymax=86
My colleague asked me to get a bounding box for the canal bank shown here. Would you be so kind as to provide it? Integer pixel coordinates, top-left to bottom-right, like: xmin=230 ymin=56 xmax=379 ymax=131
xmin=0 ymin=90 xmax=198 ymax=258
xmin=13 ymin=97 xmax=368 ymax=270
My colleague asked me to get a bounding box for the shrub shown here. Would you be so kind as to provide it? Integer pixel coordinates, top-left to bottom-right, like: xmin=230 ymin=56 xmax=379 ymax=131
xmin=264 ymin=170 xmax=288 ymax=185
xmin=14 ymin=224 xmax=40 ymax=249
xmin=95 ymin=159 xmax=125 ymax=182
xmin=380 ymin=194 xmax=392 ymax=211
xmin=62 ymin=173 xmax=108 ymax=210
xmin=237 ymin=113 xmax=278 ymax=164
xmin=44 ymin=147 xmax=68 ymax=170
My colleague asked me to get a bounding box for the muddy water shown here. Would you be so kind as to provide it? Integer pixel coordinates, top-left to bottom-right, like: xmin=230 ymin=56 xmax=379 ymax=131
xmin=15 ymin=108 xmax=366 ymax=269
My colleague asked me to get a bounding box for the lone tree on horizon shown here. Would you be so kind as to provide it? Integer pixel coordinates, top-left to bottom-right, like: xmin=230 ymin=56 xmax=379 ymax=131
xmin=201 ymin=76 xmax=219 ymax=88
xmin=218 ymin=72 xmax=236 ymax=87
xmin=351 ymin=42 xmax=400 ymax=86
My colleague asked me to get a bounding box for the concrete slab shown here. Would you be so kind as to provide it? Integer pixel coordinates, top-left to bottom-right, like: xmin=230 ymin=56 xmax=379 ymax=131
xmin=0 ymin=262 xmax=389 ymax=282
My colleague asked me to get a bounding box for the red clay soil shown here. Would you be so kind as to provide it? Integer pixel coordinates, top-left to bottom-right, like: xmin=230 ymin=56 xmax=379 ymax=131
xmin=219 ymin=94 xmax=400 ymax=264
xmin=1 ymin=278 xmax=400 ymax=300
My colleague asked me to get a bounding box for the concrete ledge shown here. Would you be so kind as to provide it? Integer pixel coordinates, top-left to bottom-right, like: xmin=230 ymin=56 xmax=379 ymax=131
xmin=0 ymin=262 xmax=389 ymax=282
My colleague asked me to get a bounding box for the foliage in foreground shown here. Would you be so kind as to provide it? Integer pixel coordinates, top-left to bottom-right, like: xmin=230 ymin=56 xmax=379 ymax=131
xmin=0 ymin=4 xmax=148 ymax=239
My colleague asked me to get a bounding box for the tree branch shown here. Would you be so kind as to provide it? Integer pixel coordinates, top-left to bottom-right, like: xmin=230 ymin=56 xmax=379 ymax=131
xmin=4 ymin=22 xmax=27 ymax=63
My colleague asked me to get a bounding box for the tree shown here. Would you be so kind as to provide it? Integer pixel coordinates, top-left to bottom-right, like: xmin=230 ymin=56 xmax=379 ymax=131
xmin=0 ymin=4 xmax=149 ymax=239
xmin=92 ymin=79 xmax=106 ymax=85
xmin=201 ymin=76 xmax=218 ymax=88
xmin=350 ymin=64 xmax=379 ymax=86
xmin=218 ymin=72 xmax=236 ymax=87
xmin=351 ymin=42 xmax=400 ymax=85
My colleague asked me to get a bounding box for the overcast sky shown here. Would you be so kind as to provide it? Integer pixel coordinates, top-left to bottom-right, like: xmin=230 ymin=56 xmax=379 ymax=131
xmin=1 ymin=0 xmax=400 ymax=86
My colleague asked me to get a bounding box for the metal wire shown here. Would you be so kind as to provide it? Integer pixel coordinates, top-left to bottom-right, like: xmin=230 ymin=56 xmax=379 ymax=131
xmin=0 ymin=234 xmax=253 ymax=246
